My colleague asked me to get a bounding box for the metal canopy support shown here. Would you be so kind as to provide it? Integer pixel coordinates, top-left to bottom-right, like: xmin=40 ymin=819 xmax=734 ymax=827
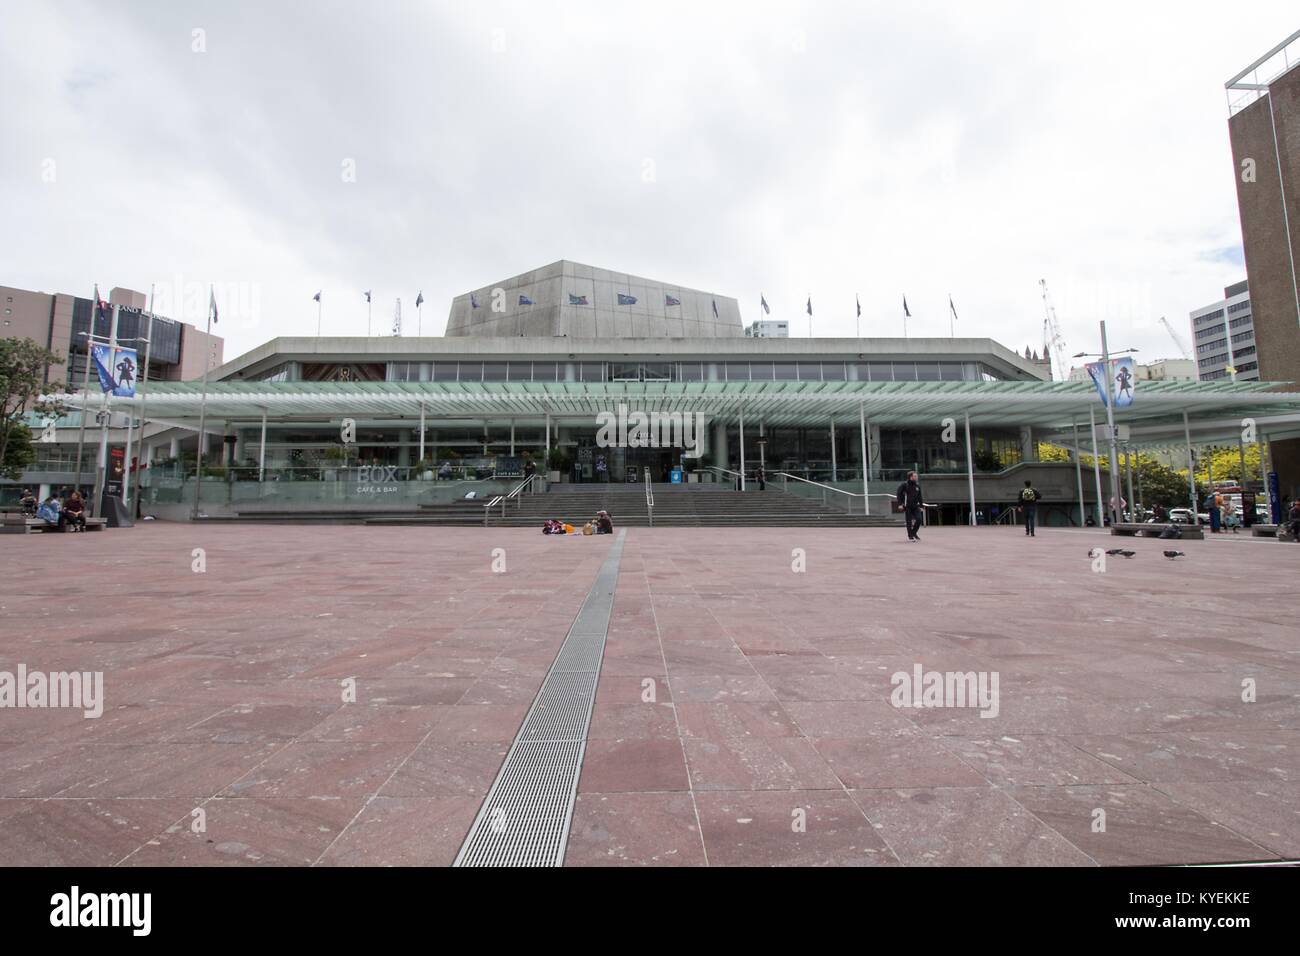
xmin=418 ymin=402 xmax=426 ymax=462
xmin=1089 ymin=405 xmax=1104 ymax=526
xmin=738 ymin=407 xmax=746 ymax=491
xmin=829 ymin=416 xmax=837 ymax=483
xmin=858 ymin=402 xmax=869 ymax=514
xmin=963 ymin=411 xmax=977 ymax=526
xmin=1183 ymin=410 xmax=1200 ymax=525
xmin=258 ymin=409 xmax=267 ymax=482
xmin=1072 ymin=419 xmax=1086 ymax=527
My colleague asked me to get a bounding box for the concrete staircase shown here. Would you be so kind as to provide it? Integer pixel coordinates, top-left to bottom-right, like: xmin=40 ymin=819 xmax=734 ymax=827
xmin=485 ymin=484 xmax=902 ymax=528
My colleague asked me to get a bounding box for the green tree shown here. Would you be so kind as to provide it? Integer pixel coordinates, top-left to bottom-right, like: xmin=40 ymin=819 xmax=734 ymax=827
xmin=0 ymin=338 xmax=67 ymax=480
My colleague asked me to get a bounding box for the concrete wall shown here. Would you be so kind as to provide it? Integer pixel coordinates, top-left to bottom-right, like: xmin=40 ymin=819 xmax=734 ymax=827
xmin=446 ymin=260 xmax=743 ymax=339
xmin=1230 ymin=62 xmax=1300 ymax=499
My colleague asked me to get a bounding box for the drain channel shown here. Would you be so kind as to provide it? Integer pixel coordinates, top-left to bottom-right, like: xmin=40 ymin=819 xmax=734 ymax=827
xmin=453 ymin=529 xmax=626 ymax=867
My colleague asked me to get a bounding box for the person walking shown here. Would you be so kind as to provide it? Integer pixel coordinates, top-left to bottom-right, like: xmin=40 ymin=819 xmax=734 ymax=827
xmin=756 ymin=466 xmax=766 ymax=491
xmin=1017 ymin=479 xmax=1041 ymax=537
xmin=895 ymin=471 xmax=924 ymax=542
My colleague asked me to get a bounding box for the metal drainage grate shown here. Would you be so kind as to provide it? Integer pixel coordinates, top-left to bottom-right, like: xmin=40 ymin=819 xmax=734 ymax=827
xmin=454 ymin=530 xmax=626 ymax=867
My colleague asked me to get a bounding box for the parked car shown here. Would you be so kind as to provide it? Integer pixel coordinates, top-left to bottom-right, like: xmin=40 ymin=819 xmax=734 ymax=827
xmin=1168 ymin=508 xmax=1195 ymax=524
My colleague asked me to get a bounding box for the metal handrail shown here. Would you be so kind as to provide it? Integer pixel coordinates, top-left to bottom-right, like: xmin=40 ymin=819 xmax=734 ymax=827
xmin=644 ymin=469 xmax=654 ymax=527
xmin=482 ymin=472 xmax=541 ymax=525
xmin=773 ymin=471 xmax=896 ymax=515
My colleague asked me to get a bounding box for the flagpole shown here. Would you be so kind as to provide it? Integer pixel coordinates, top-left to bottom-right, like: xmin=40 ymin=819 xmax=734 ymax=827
xmin=317 ymin=297 xmax=322 ymax=337
xmin=949 ymin=294 xmax=954 ymax=338
xmin=72 ymin=286 xmax=101 ymax=495
xmin=124 ymin=284 xmax=156 ymax=510
xmin=367 ymin=296 xmax=372 ymax=337
xmin=91 ymin=304 xmax=120 ymax=518
xmin=190 ymin=287 xmax=214 ymax=521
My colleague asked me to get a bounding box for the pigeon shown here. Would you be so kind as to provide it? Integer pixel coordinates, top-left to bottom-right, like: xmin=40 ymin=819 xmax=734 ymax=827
xmin=1105 ymin=549 xmax=1136 ymax=557
xmin=1163 ymin=550 xmax=1185 ymax=559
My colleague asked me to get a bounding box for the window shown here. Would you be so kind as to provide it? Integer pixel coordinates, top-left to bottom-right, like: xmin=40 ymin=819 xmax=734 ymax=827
xmin=482 ymin=362 xmax=508 ymax=381
xmin=643 ymin=363 xmax=672 ymax=381
xmin=579 ymin=362 xmax=604 ymax=382
xmin=748 ymin=362 xmax=773 ymax=381
xmin=532 ymin=362 xmax=558 ymax=382
xmin=432 ymin=362 xmax=458 ymax=382
xmin=772 ymin=363 xmax=797 ymax=380
xmin=725 ymin=362 xmax=749 ymax=382
xmin=822 ymin=362 xmax=846 ymax=381
xmin=507 ymin=362 xmax=532 ymax=381
xmin=458 ymin=362 xmax=483 ymax=382
xmin=892 ymin=363 xmax=917 ymax=381
xmin=678 ymin=362 xmax=703 ymax=381
xmin=610 ymin=363 xmax=640 ymax=381
xmin=797 ymin=362 xmax=822 ymax=381
xmin=914 ymin=363 xmax=941 ymax=381
xmin=867 ymin=363 xmax=893 ymax=381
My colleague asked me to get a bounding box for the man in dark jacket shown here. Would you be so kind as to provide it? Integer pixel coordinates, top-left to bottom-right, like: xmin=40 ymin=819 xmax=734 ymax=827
xmin=896 ymin=471 xmax=924 ymax=542
xmin=1017 ymin=480 xmax=1041 ymax=537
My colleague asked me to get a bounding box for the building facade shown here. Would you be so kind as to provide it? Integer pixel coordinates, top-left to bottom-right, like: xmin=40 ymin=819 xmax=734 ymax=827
xmin=1190 ymin=280 xmax=1259 ymax=382
xmin=1226 ymin=31 xmax=1300 ymax=496
xmin=745 ymin=320 xmax=789 ymax=338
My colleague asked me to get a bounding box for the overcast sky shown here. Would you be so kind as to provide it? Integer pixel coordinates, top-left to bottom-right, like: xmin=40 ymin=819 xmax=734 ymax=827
xmin=2 ymin=1 xmax=1296 ymax=373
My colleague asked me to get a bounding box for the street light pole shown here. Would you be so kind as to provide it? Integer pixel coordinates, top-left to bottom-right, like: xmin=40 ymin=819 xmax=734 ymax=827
xmin=1099 ymin=320 xmax=1123 ymax=526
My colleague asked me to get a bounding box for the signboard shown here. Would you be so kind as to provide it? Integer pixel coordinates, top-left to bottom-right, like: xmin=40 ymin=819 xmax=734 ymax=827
xmin=1267 ymin=471 xmax=1281 ymax=524
xmin=1086 ymin=357 xmax=1136 ymax=408
xmin=91 ymin=345 xmax=138 ymax=397
xmin=670 ymin=468 xmax=683 ymax=484
xmin=495 ymin=456 xmax=524 ymax=479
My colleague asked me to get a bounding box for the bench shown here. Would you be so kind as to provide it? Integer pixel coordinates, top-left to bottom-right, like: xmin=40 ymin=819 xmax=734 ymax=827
xmin=1 ymin=514 xmax=107 ymax=534
xmin=1250 ymin=524 xmax=1278 ymax=537
xmin=1111 ymin=521 xmax=1205 ymax=540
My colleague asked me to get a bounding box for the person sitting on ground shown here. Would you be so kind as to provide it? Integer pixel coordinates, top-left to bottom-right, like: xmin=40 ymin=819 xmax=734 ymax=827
xmin=19 ymin=488 xmax=37 ymax=516
xmin=35 ymin=495 xmax=61 ymax=528
xmin=1288 ymin=499 xmax=1300 ymax=541
xmin=595 ymin=510 xmax=613 ymax=534
xmin=60 ymin=491 xmax=86 ymax=532
xmin=543 ymin=518 xmax=566 ymax=535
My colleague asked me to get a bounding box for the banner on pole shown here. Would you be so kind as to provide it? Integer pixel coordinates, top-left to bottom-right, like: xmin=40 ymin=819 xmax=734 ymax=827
xmin=1085 ymin=357 xmax=1135 ymax=408
xmin=91 ymin=345 xmax=138 ymax=397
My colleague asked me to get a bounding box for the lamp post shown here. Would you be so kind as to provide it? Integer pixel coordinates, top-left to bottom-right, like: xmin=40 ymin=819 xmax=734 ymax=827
xmin=1073 ymin=324 xmax=1139 ymax=526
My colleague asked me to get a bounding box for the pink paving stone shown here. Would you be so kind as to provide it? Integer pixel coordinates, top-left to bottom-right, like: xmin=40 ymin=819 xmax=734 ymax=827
xmin=2 ymin=522 xmax=1298 ymax=865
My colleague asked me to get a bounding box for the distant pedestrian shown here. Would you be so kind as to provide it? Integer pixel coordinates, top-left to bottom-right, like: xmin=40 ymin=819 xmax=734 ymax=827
xmin=895 ymin=471 xmax=924 ymax=542
xmin=1205 ymin=491 xmax=1221 ymax=533
xmin=756 ymin=466 xmax=766 ymax=491
xmin=1017 ymin=479 xmax=1041 ymax=537
xmin=1287 ymin=500 xmax=1300 ymax=542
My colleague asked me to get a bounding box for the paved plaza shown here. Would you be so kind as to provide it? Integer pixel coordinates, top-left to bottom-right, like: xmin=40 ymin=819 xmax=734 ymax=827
xmin=1 ymin=522 xmax=1297 ymax=866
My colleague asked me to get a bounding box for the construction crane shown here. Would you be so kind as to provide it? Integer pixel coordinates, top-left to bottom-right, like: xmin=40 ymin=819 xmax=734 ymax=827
xmin=1158 ymin=315 xmax=1192 ymax=360
xmin=1039 ymin=279 xmax=1068 ymax=381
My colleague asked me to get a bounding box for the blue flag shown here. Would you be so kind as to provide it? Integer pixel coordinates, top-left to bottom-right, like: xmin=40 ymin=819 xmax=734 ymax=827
xmin=665 ymin=295 xmax=681 ymax=307
xmin=806 ymin=297 xmax=812 ymax=316
xmin=568 ymin=293 xmax=589 ymax=306
xmin=519 ymin=294 xmax=534 ymax=306
xmin=902 ymin=296 xmax=911 ymax=318
xmin=415 ymin=291 xmax=424 ymax=308
xmin=92 ymin=345 xmax=137 ymax=397
xmin=617 ymin=293 xmax=637 ymax=305
xmin=471 ymin=293 xmax=479 ymax=308
xmin=761 ymin=295 xmax=770 ymax=315
xmin=313 ymin=290 xmax=321 ymax=303
xmin=712 ymin=300 xmax=719 ymax=318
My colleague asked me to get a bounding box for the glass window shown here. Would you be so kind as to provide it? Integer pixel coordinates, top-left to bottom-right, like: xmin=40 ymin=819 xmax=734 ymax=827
xmin=773 ymin=363 xmax=798 ymax=380
xmin=892 ymin=363 xmax=918 ymax=381
xmin=821 ymin=363 xmax=845 ymax=380
xmin=611 ymin=363 xmax=640 ymax=381
xmin=458 ymin=362 xmax=483 ymax=382
xmin=915 ymin=362 xmax=941 ymax=381
xmin=678 ymin=362 xmax=703 ymax=381
xmin=482 ymin=362 xmax=508 ymax=381
xmin=725 ymin=362 xmax=750 ymax=382
xmin=797 ymin=362 xmax=822 ymax=381
xmin=748 ymin=362 xmax=773 ymax=381
xmin=433 ymin=362 xmax=458 ymax=382
xmin=868 ymin=363 xmax=893 ymax=381
xmin=532 ymin=362 xmax=557 ymax=382
xmin=580 ymin=362 xmax=605 ymax=382
xmin=643 ymin=363 xmax=672 ymax=381
xmin=938 ymin=363 xmax=965 ymax=381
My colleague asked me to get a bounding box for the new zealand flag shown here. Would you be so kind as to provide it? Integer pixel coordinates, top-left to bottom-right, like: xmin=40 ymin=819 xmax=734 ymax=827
xmin=617 ymin=293 xmax=637 ymax=305
xmin=665 ymin=295 xmax=681 ymax=307
xmin=568 ymin=294 xmax=589 ymax=306
xmin=519 ymin=294 xmax=534 ymax=306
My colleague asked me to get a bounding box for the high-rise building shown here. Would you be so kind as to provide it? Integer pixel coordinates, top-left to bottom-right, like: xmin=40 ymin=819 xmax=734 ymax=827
xmin=1226 ymin=30 xmax=1300 ymax=495
xmin=744 ymin=320 xmax=789 ymax=338
xmin=1190 ymin=280 xmax=1259 ymax=382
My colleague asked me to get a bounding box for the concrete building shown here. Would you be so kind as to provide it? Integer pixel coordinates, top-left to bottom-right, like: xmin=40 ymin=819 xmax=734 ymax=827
xmin=745 ymin=320 xmax=789 ymax=338
xmin=1067 ymin=358 xmax=1197 ymax=384
xmin=1226 ymin=30 xmax=1300 ymax=496
xmin=1190 ymin=280 xmax=1258 ymax=382
xmin=2 ymin=282 xmax=223 ymax=505
xmin=445 ymin=260 xmax=742 ymax=339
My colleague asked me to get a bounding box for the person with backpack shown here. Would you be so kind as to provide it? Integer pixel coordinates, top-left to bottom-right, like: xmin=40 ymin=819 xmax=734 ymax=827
xmin=895 ymin=471 xmax=924 ymax=542
xmin=1017 ymin=479 xmax=1042 ymax=537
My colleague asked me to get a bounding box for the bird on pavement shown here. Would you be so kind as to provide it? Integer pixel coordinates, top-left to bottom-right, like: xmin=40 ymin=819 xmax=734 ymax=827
xmin=1163 ymin=550 xmax=1185 ymax=559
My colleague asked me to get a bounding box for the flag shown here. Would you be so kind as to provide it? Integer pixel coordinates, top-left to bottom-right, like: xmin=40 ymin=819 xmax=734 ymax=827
xmin=415 ymin=291 xmax=424 ymax=308
xmin=903 ymin=296 xmax=911 ymax=318
xmin=806 ymin=297 xmax=812 ymax=316
xmin=568 ymin=293 xmax=589 ymax=305
xmin=665 ymin=294 xmax=681 ymax=307
xmin=712 ymin=300 xmax=719 ymax=319
xmin=93 ymin=283 xmax=108 ymax=322
xmin=617 ymin=292 xmax=637 ymax=305
xmin=313 ymin=290 xmax=321 ymax=303
xmin=365 ymin=290 xmax=371 ymax=303
xmin=519 ymin=294 xmax=534 ymax=306
xmin=91 ymin=344 xmax=137 ymax=397
xmin=471 ymin=293 xmax=479 ymax=308
xmin=856 ymin=295 xmax=861 ymax=318
xmin=1086 ymin=358 xmax=1136 ymax=409
xmin=949 ymin=295 xmax=958 ymax=322
xmin=761 ymin=295 xmax=770 ymax=315
xmin=209 ymin=286 xmax=219 ymax=324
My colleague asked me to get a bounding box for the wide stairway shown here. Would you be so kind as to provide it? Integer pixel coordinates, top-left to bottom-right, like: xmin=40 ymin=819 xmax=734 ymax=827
xmin=485 ymin=483 xmax=902 ymax=528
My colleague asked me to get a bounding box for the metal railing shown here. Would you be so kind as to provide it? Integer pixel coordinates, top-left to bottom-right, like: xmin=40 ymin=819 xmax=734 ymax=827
xmin=483 ymin=472 xmax=542 ymax=525
xmin=644 ymin=469 xmax=654 ymax=527
xmin=705 ymin=466 xmax=894 ymax=516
